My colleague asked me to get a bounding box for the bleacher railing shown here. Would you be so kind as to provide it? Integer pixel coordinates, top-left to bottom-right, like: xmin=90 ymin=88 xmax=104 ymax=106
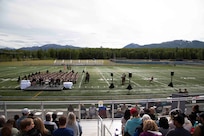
xmin=0 ymin=95 xmax=204 ymax=120
xmin=0 ymin=96 xmax=204 ymax=136
xmin=97 ymin=115 xmax=112 ymax=136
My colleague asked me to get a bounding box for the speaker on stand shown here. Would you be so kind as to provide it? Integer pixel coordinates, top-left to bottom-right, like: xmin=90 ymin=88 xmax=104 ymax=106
xmin=126 ymin=72 xmax=132 ymax=90
xmin=109 ymin=73 xmax=114 ymax=89
xmin=168 ymin=72 xmax=174 ymax=87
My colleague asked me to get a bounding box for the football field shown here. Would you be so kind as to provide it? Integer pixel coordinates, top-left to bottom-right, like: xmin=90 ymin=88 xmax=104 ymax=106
xmin=0 ymin=60 xmax=204 ymax=100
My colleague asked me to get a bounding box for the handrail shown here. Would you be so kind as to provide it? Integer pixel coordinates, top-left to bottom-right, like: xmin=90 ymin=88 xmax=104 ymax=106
xmin=1 ymin=95 xmax=203 ymax=104
xmin=104 ymin=124 xmax=112 ymax=136
xmin=97 ymin=115 xmax=112 ymax=136
xmin=97 ymin=115 xmax=103 ymax=136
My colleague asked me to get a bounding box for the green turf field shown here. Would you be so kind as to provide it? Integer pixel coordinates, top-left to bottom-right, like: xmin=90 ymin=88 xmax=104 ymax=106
xmin=0 ymin=60 xmax=204 ymax=101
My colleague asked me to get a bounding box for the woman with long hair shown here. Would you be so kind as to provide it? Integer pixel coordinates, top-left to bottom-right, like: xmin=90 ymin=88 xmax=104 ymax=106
xmin=33 ymin=117 xmax=52 ymax=136
xmin=66 ymin=112 xmax=79 ymax=136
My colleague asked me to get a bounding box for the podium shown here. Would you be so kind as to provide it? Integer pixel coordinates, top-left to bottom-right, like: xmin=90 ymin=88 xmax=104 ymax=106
xmin=63 ymin=82 xmax=73 ymax=89
xmin=20 ymin=80 xmax=31 ymax=90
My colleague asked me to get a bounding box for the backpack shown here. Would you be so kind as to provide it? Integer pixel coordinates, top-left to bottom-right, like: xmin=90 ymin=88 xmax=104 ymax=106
xmin=133 ymin=129 xmax=139 ymax=136
xmin=133 ymin=127 xmax=140 ymax=136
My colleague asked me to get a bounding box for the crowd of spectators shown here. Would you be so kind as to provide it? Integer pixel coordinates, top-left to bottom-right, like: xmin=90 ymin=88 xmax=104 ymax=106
xmin=1 ymin=104 xmax=204 ymax=136
xmin=0 ymin=108 xmax=82 ymax=136
xmin=120 ymin=104 xmax=204 ymax=136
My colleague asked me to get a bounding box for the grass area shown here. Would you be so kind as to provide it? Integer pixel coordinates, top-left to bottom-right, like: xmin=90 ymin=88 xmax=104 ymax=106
xmin=0 ymin=60 xmax=204 ymax=101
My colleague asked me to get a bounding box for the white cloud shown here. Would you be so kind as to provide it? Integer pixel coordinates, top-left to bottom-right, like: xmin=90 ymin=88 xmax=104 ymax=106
xmin=0 ymin=0 xmax=204 ymax=49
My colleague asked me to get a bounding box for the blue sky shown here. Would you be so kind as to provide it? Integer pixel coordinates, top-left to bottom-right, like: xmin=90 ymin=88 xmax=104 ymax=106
xmin=0 ymin=0 xmax=204 ymax=49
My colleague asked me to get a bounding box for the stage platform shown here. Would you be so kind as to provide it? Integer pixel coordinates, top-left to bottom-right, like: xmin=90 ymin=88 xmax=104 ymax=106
xmin=23 ymin=85 xmax=64 ymax=91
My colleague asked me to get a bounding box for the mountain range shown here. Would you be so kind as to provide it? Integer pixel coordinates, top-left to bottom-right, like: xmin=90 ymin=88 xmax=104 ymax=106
xmin=0 ymin=40 xmax=204 ymax=50
xmin=19 ymin=44 xmax=80 ymax=51
xmin=123 ymin=40 xmax=204 ymax=48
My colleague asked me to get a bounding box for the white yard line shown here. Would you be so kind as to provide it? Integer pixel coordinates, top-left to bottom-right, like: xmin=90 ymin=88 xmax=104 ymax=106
xmin=96 ymin=68 xmax=110 ymax=85
xmin=129 ymin=79 xmax=142 ymax=87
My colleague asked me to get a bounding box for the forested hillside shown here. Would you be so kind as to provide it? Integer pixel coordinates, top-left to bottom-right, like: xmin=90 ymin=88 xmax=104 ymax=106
xmin=0 ymin=47 xmax=204 ymax=61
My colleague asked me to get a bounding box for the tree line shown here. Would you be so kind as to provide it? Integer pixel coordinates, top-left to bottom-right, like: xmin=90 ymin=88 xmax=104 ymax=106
xmin=0 ymin=48 xmax=204 ymax=61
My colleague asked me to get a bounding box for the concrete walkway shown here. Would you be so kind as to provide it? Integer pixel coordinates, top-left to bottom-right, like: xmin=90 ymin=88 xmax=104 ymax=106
xmin=80 ymin=118 xmax=122 ymax=136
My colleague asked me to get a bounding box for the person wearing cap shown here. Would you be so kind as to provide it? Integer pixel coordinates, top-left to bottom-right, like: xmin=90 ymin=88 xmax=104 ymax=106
xmin=16 ymin=108 xmax=30 ymax=129
xmin=124 ymin=108 xmax=142 ymax=136
xmin=193 ymin=112 xmax=204 ymax=136
xmin=166 ymin=114 xmax=191 ymax=136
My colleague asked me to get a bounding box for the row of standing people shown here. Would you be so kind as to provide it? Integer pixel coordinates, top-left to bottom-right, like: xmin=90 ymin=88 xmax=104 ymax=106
xmin=120 ymin=105 xmax=204 ymax=136
xmin=0 ymin=108 xmax=82 ymax=136
xmin=68 ymin=103 xmax=97 ymax=119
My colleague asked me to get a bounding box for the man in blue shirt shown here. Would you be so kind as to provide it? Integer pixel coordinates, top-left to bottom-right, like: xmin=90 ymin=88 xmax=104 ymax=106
xmin=53 ymin=115 xmax=74 ymax=136
xmin=124 ymin=108 xmax=142 ymax=136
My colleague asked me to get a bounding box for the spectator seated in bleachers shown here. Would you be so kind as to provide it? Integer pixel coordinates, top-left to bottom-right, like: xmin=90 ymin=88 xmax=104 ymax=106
xmin=44 ymin=114 xmax=58 ymax=134
xmin=89 ymin=103 xmax=97 ymax=119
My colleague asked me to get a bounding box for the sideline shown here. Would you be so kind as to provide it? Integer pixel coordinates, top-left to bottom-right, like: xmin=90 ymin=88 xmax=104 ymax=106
xmin=33 ymin=91 xmax=42 ymax=98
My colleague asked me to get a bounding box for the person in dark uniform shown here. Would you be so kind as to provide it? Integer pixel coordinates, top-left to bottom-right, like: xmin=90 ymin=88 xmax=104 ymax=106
xmin=149 ymin=76 xmax=154 ymax=83
xmin=85 ymin=72 xmax=90 ymax=83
